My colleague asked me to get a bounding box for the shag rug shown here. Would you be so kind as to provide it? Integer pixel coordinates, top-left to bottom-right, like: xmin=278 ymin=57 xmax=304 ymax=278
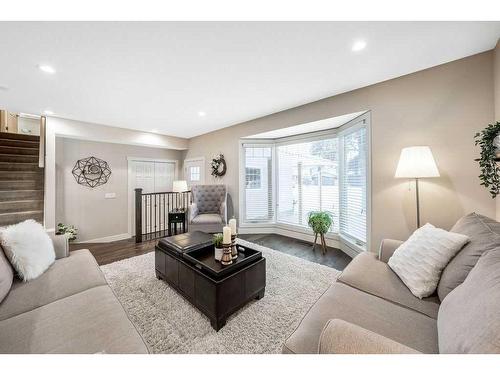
xmin=100 ymin=239 xmax=340 ymax=354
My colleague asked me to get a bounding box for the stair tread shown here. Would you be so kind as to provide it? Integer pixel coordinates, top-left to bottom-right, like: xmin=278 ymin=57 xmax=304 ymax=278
xmin=0 ymin=210 xmax=43 ymax=216
xmin=0 ymin=133 xmax=40 ymax=142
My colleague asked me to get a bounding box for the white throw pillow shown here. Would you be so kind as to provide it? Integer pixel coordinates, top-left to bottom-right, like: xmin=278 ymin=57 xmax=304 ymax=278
xmin=388 ymin=223 xmax=469 ymax=299
xmin=0 ymin=220 xmax=55 ymax=281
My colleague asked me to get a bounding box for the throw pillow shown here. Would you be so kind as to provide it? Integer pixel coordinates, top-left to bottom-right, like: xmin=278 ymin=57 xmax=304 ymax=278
xmin=0 ymin=245 xmax=14 ymax=303
xmin=0 ymin=220 xmax=55 ymax=281
xmin=388 ymin=223 xmax=469 ymax=299
xmin=437 ymin=212 xmax=500 ymax=301
xmin=438 ymin=248 xmax=500 ymax=353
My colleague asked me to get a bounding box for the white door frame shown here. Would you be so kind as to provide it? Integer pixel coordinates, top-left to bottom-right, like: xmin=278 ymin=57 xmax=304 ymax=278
xmin=184 ymin=156 xmax=206 ymax=185
xmin=127 ymin=157 xmax=179 ymax=237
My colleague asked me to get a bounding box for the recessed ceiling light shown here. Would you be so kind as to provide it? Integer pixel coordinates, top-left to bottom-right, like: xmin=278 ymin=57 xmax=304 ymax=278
xmin=43 ymin=110 xmax=54 ymax=115
xmin=198 ymin=111 xmax=206 ymax=117
xmin=38 ymin=64 xmax=56 ymax=74
xmin=352 ymin=40 xmax=367 ymax=52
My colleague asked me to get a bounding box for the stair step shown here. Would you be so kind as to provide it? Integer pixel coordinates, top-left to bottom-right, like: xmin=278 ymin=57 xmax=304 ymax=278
xmin=0 ymin=210 xmax=43 ymax=226
xmin=0 ymin=180 xmax=43 ymax=190
xmin=0 ymin=139 xmax=39 ymax=148
xmin=0 ymin=154 xmax=38 ymax=163
xmin=0 ymin=200 xmax=43 ymax=214
xmin=0 ymin=162 xmax=40 ymax=172
xmin=0 ymin=133 xmax=40 ymax=142
xmin=0 ymin=171 xmax=43 ymax=181
xmin=0 ymin=146 xmax=39 ymax=156
xmin=0 ymin=190 xmax=44 ymax=202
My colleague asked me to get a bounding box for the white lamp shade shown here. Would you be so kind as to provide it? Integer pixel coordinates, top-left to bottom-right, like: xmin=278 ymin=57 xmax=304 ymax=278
xmin=395 ymin=146 xmax=440 ymax=178
xmin=172 ymin=180 xmax=188 ymax=192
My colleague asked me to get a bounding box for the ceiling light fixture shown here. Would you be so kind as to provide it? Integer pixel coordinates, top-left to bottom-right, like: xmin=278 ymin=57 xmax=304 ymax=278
xmin=38 ymin=64 xmax=56 ymax=74
xmin=43 ymin=110 xmax=54 ymax=115
xmin=198 ymin=111 xmax=206 ymax=117
xmin=352 ymin=40 xmax=367 ymax=52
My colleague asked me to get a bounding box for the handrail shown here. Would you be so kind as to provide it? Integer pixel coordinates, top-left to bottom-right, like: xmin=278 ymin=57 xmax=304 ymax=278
xmin=39 ymin=116 xmax=46 ymax=168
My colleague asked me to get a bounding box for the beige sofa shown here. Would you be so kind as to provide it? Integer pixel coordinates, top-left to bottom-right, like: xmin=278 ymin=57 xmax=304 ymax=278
xmin=0 ymin=232 xmax=148 ymax=354
xmin=283 ymin=213 xmax=500 ymax=354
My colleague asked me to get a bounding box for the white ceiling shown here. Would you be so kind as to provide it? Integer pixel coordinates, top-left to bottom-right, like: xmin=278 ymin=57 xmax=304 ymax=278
xmin=0 ymin=22 xmax=499 ymax=139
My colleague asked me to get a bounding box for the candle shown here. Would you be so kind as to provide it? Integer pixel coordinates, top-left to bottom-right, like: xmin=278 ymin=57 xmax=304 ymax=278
xmin=229 ymin=218 xmax=237 ymax=235
xmin=223 ymin=226 xmax=232 ymax=244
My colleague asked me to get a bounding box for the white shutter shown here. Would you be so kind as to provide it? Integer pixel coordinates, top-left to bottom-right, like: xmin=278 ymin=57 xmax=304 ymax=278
xmin=339 ymin=125 xmax=367 ymax=244
xmin=276 ymin=138 xmax=339 ymax=232
xmin=242 ymin=144 xmax=274 ymax=223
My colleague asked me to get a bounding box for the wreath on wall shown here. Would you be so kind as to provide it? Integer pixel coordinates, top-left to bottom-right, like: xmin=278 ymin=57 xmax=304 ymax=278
xmin=210 ymin=153 xmax=227 ymax=178
xmin=474 ymin=121 xmax=500 ymax=198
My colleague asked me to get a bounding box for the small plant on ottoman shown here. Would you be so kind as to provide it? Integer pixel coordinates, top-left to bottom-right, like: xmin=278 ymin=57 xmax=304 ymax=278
xmin=307 ymin=211 xmax=333 ymax=255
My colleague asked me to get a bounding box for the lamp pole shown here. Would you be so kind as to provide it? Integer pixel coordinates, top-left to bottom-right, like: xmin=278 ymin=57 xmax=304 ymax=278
xmin=415 ymin=178 xmax=420 ymax=228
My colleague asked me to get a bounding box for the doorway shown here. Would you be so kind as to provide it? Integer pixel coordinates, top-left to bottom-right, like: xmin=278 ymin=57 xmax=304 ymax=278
xmin=127 ymin=157 xmax=178 ymax=236
xmin=184 ymin=157 xmax=205 ymax=188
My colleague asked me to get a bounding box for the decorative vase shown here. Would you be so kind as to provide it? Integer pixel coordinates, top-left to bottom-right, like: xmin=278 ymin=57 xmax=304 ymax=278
xmin=214 ymin=246 xmax=223 ymax=261
xmin=231 ymin=234 xmax=238 ymax=260
xmin=221 ymin=243 xmax=233 ymax=266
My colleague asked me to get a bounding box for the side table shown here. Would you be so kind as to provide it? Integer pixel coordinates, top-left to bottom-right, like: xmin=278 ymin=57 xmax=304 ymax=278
xmin=168 ymin=210 xmax=186 ymax=236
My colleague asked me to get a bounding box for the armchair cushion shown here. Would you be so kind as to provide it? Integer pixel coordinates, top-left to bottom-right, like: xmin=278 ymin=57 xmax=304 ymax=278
xmin=191 ymin=214 xmax=223 ymax=225
xmin=191 ymin=185 xmax=227 ymax=214
xmin=319 ymin=319 xmax=420 ymax=354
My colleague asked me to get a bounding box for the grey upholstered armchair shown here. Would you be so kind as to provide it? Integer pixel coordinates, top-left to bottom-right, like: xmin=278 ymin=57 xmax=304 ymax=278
xmin=188 ymin=185 xmax=227 ymax=233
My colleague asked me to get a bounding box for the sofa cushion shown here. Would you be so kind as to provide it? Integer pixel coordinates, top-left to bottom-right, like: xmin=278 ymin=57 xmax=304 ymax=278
xmin=283 ymin=282 xmax=438 ymax=354
xmin=338 ymin=252 xmax=440 ymax=319
xmin=0 ymin=245 xmax=13 ymax=303
xmin=388 ymin=223 xmax=469 ymax=298
xmin=191 ymin=213 xmax=223 ymax=224
xmin=0 ymin=219 xmax=55 ymax=281
xmin=437 ymin=213 xmax=500 ymax=301
xmin=0 ymin=285 xmax=148 ymax=353
xmin=0 ymin=249 xmax=107 ymax=321
xmin=438 ymin=248 xmax=500 ymax=353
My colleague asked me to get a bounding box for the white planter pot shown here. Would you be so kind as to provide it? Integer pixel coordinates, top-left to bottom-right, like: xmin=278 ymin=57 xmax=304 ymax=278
xmin=214 ymin=247 xmax=223 ymax=261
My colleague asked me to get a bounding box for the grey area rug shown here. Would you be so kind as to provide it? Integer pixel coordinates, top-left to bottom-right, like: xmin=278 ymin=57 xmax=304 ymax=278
xmin=100 ymin=239 xmax=340 ymax=354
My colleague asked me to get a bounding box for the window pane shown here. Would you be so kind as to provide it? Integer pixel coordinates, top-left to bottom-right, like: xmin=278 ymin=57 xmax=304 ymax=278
xmin=243 ymin=146 xmax=273 ymax=222
xmin=340 ymin=127 xmax=367 ymax=244
xmin=277 ymin=138 xmax=339 ymax=232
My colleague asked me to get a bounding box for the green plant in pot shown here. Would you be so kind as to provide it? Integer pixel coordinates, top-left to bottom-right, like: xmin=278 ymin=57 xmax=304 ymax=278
xmin=307 ymin=211 xmax=334 ymax=254
xmin=213 ymin=233 xmax=224 ymax=261
xmin=56 ymin=223 xmax=78 ymax=242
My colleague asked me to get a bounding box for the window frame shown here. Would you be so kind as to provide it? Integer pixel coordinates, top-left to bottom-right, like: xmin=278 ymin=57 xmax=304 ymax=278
xmin=238 ymin=112 xmax=371 ymax=254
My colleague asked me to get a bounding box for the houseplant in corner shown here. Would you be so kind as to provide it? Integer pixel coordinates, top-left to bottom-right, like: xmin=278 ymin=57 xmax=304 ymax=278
xmin=307 ymin=211 xmax=334 ymax=255
xmin=56 ymin=223 xmax=78 ymax=242
xmin=213 ymin=233 xmax=224 ymax=261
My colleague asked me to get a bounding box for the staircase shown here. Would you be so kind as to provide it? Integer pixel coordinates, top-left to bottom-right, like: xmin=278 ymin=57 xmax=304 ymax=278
xmin=0 ymin=132 xmax=44 ymax=226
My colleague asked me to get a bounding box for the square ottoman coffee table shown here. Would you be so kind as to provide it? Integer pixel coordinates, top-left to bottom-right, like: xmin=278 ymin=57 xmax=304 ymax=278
xmin=155 ymin=231 xmax=266 ymax=331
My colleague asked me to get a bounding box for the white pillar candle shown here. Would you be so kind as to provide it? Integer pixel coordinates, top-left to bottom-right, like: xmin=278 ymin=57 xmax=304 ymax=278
xmin=223 ymin=226 xmax=232 ymax=244
xmin=229 ymin=218 xmax=237 ymax=235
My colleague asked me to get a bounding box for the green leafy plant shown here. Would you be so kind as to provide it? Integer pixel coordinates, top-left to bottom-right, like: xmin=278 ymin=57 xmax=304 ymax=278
xmin=474 ymin=121 xmax=500 ymax=198
xmin=307 ymin=211 xmax=334 ymax=235
xmin=56 ymin=223 xmax=78 ymax=241
xmin=213 ymin=233 xmax=224 ymax=248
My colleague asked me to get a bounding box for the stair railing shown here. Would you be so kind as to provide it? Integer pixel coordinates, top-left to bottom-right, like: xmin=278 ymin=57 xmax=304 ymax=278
xmin=134 ymin=188 xmax=191 ymax=243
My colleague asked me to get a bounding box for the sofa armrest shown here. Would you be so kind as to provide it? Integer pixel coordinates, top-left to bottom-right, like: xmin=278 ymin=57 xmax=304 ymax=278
xmin=188 ymin=203 xmax=199 ymax=222
xmin=378 ymin=239 xmax=404 ymax=263
xmin=318 ymin=319 xmax=420 ymax=354
xmin=46 ymin=230 xmax=70 ymax=259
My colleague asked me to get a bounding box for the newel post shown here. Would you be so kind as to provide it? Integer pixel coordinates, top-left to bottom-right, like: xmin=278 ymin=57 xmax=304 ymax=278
xmin=135 ymin=188 xmax=143 ymax=243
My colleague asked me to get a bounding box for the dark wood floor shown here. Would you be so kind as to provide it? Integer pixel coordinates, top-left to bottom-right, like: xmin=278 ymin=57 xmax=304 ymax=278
xmin=71 ymin=233 xmax=352 ymax=270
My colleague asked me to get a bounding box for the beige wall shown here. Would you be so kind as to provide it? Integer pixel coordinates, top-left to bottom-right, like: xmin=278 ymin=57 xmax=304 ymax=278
xmin=186 ymin=51 xmax=495 ymax=251
xmin=56 ymin=138 xmax=183 ymax=242
xmin=494 ymin=40 xmax=500 ymax=220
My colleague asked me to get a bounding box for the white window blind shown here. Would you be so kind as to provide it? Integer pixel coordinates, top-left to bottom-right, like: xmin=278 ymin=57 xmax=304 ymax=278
xmin=340 ymin=126 xmax=367 ymax=244
xmin=277 ymin=138 xmax=339 ymax=232
xmin=242 ymin=145 xmax=274 ymax=223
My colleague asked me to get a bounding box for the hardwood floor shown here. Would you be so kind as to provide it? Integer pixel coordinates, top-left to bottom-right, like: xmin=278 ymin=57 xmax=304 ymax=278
xmin=71 ymin=233 xmax=352 ymax=270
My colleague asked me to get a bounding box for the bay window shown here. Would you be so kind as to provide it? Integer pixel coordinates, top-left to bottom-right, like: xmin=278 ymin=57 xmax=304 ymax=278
xmin=240 ymin=113 xmax=369 ymax=250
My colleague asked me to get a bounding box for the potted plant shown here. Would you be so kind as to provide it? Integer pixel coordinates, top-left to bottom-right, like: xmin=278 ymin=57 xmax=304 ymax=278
xmin=56 ymin=223 xmax=78 ymax=242
xmin=307 ymin=211 xmax=334 ymax=254
xmin=213 ymin=233 xmax=224 ymax=261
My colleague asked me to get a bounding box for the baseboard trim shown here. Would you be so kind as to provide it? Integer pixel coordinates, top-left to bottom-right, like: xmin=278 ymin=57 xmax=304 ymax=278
xmin=75 ymin=233 xmax=131 ymax=244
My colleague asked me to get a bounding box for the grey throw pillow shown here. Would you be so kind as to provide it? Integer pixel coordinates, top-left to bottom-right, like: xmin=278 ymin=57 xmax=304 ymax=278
xmin=0 ymin=245 xmax=14 ymax=303
xmin=437 ymin=248 xmax=500 ymax=353
xmin=437 ymin=213 xmax=500 ymax=301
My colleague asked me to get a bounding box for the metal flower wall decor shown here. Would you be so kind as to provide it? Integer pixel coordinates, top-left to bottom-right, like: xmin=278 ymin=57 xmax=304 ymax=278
xmin=72 ymin=156 xmax=112 ymax=188
xmin=210 ymin=153 xmax=227 ymax=178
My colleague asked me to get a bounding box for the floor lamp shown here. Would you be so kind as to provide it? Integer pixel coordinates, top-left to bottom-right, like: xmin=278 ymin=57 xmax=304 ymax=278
xmin=395 ymin=146 xmax=440 ymax=228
